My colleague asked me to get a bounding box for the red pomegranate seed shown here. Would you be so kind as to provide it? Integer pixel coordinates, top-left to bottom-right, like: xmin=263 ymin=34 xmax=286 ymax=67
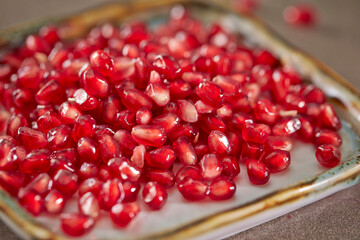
xmin=305 ymin=86 xmax=325 ymax=104
xmin=319 ymin=103 xmax=341 ymax=130
xmin=82 ymin=68 xmax=109 ymax=98
xmin=18 ymin=126 xmax=48 ymax=150
xmin=35 ymin=80 xmax=63 ymax=105
xmin=177 ymin=177 xmax=208 ymax=201
xmin=78 ymin=192 xmax=100 ymax=219
xmin=145 ymin=146 xmax=176 ymax=170
xmin=175 ymin=165 xmax=202 ymax=184
xmin=0 ymin=171 xmax=25 ymax=196
xmin=177 ymin=99 xmax=199 ymax=123
xmin=122 ymin=181 xmax=141 ymax=202
xmin=130 ymin=145 xmax=146 ymax=168
xmin=6 ymin=114 xmax=28 ymax=137
xmin=114 ymin=110 xmax=136 ymax=131
xmin=20 ymin=149 xmax=50 ymax=173
xmin=200 ymin=114 xmax=226 ymax=133
xmin=254 ymin=98 xmax=278 ymax=125
xmin=53 ymin=169 xmax=78 ymax=197
xmin=298 ymin=117 xmax=314 ymax=141
xmin=151 ymin=112 xmax=180 ymax=134
xmin=0 ymin=140 xmax=17 ymax=170
xmin=221 ymin=156 xmax=240 ymax=179
xmin=272 ymin=117 xmax=301 ymax=136
xmin=111 ymin=202 xmax=140 ymax=228
xmin=58 ymin=102 xmax=82 ymax=124
xmin=169 ymin=80 xmax=192 ymax=100
xmin=131 ymin=125 xmax=166 ymax=147
xmin=228 ymin=113 xmax=253 ymax=132
xmin=314 ymin=129 xmax=342 ymax=147
xmin=135 ymin=107 xmax=152 ymax=125
xmin=78 ymin=162 xmax=98 ymax=181
xmin=208 ymin=130 xmax=231 ymax=155
xmin=99 ymin=179 xmax=123 ymax=211
xmin=145 ymin=83 xmax=170 ymax=107
xmin=173 ymin=136 xmax=197 ymax=165
xmin=108 ymin=157 xmax=142 ymax=181
xmin=262 ymin=150 xmax=291 ymax=172
xmin=98 ymin=134 xmax=122 ymax=163
xmin=266 ymin=136 xmax=293 ymax=152
xmin=114 ymin=130 xmax=137 ymax=156
xmin=90 ymin=50 xmax=114 ymax=77
xmin=209 ymin=176 xmax=236 ymax=200
xmin=152 ymin=55 xmax=179 ymax=80
xmin=22 ymin=173 xmax=52 ymax=197
xmin=19 ymin=190 xmax=44 ymax=216
xmin=142 ymin=181 xmax=168 ymax=210
xmin=199 ymin=154 xmax=223 ymax=180
xmin=242 ymin=123 xmax=271 ymax=144
xmin=120 ymin=88 xmax=153 ymax=111
xmin=73 ymin=89 xmax=99 ymax=111
xmin=72 ymin=115 xmax=96 ymax=142
xmin=37 ymin=111 xmax=63 ymax=134
xmin=196 ymin=82 xmax=224 ymax=108
xmin=60 ymin=213 xmax=95 ymax=237
xmin=145 ymin=169 xmax=175 ymax=188
xmin=47 ymin=125 xmax=72 ymax=150
xmin=246 ymin=159 xmax=270 ymax=185
xmin=44 ymin=189 xmax=65 ymax=214
xmin=283 ymin=4 xmax=316 ymax=26
xmin=78 ymin=178 xmax=103 ymax=196
xmin=315 ymin=144 xmax=341 ymax=168
xmin=271 ymin=70 xmax=290 ymax=102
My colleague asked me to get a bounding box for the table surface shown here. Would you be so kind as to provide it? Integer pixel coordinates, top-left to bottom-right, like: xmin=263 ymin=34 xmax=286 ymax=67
xmin=0 ymin=0 xmax=359 ymax=239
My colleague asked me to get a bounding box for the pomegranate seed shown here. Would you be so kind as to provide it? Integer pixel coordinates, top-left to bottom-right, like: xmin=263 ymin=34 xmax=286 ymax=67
xmin=78 ymin=192 xmax=100 ymax=219
xmin=176 ymin=165 xmax=202 ymax=184
xmin=196 ymin=82 xmax=224 ymax=108
xmin=246 ymin=159 xmax=270 ymax=185
xmin=209 ymin=176 xmax=236 ymax=200
xmin=262 ymin=150 xmax=291 ymax=172
xmin=131 ymin=125 xmax=166 ymax=147
xmin=130 ymin=145 xmax=146 ymax=168
xmin=20 ymin=149 xmax=50 ymax=173
xmin=78 ymin=162 xmax=98 ymax=181
xmin=82 ymin=68 xmax=109 ymax=98
xmin=72 ymin=115 xmax=96 ymax=142
xmin=47 ymin=125 xmax=72 ymax=150
xmin=44 ymin=189 xmax=65 ymax=214
xmin=122 ymin=181 xmax=141 ymax=202
xmin=0 ymin=171 xmax=25 ymax=196
xmin=272 ymin=117 xmax=301 ymax=136
xmin=98 ymin=134 xmax=122 ymax=163
xmin=315 ymin=144 xmax=341 ymax=168
xmin=298 ymin=117 xmax=314 ymax=141
xmin=271 ymin=70 xmax=290 ymax=102
xmin=241 ymin=141 xmax=264 ymax=161
xmin=60 ymin=213 xmax=95 ymax=237
xmin=266 ymin=136 xmax=293 ymax=152
xmin=145 ymin=146 xmax=176 ymax=170
xmin=145 ymin=83 xmax=170 ymax=107
xmin=73 ymin=89 xmax=99 ymax=111
xmin=0 ymin=140 xmax=17 ymax=171
xmin=99 ymin=179 xmax=123 ymax=210
xmin=173 ymin=136 xmax=197 ymax=165
xmin=37 ymin=111 xmax=63 ymax=133
xmin=136 ymin=107 xmax=152 ymax=125
xmin=58 ymin=102 xmax=82 ymax=124
xmin=19 ymin=191 xmax=44 ymax=216
xmin=319 ymin=103 xmax=341 ymax=130
xmin=283 ymin=4 xmax=316 ymax=26
xmin=169 ymin=80 xmax=192 ymax=100
xmin=314 ymin=129 xmax=342 ymax=147
xmin=228 ymin=113 xmax=253 ymax=132
xmin=200 ymin=154 xmax=223 ymax=180
xmin=53 ymin=169 xmax=78 ymax=197
xmin=151 ymin=112 xmax=180 ymax=134
xmin=177 ymin=99 xmax=198 ymax=123
xmin=177 ymin=177 xmax=208 ymax=201
xmin=113 ymin=130 xmax=137 ymax=156
xmin=90 ymin=50 xmax=114 ymax=77
xmin=254 ymin=98 xmax=278 ymax=125
xmin=78 ymin=178 xmax=103 ymax=196
xmin=120 ymin=88 xmax=153 ymax=112
xmin=35 ymin=80 xmax=63 ymax=105
xmin=108 ymin=157 xmax=142 ymax=181
xmin=200 ymin=114 xmax=226 ymax=133
xmin=114 ymin=110 xmax=136 ymax=131
xmin=142 ymin=181 xmax=168 ymax=210
xmin=152 ymin=55 xmax=179 ymax=80
xmin=242 ymin=123 xmax=271 ymax=144
xmin=208 ymin=130 xmax=231 ymax=155
xmin=305 ymin=86 xmax=326 ymax=104
xmin=221 ymin=156 xmax=240 ymax=179
xmin=18 ymin=126 xmax=48 ymax=150
xmin=145 ymin=169 xmax=175 ymax=188
xmin=111 ymin=202 xmax=140 ymax=228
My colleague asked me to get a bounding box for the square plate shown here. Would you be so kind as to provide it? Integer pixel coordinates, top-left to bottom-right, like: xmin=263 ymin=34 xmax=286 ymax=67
xmin=0 ymin=0 xmax=360 ymax=239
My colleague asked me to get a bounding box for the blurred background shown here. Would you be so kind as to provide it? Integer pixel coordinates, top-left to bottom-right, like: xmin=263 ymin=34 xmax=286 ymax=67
xmin=0 ymin=0 xmax=359 ymax=239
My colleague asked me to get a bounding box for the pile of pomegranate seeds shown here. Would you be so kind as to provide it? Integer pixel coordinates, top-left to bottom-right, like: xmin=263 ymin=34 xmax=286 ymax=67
xmin=0 ymin=5 xmax=342 ymax=236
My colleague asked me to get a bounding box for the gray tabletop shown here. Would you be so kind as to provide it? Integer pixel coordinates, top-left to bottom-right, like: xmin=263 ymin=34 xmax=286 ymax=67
xmin=0 ymin=0 xmax=359 ymax=239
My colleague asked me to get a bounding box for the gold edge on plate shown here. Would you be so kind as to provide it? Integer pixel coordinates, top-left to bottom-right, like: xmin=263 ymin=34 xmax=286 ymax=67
xmin=0 ymin=0 xmax=360 ymax=239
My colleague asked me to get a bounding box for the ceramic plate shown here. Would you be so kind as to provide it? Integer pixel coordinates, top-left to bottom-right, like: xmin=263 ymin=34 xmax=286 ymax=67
xmin=0 ymin=0 xmax=360 ymax=239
